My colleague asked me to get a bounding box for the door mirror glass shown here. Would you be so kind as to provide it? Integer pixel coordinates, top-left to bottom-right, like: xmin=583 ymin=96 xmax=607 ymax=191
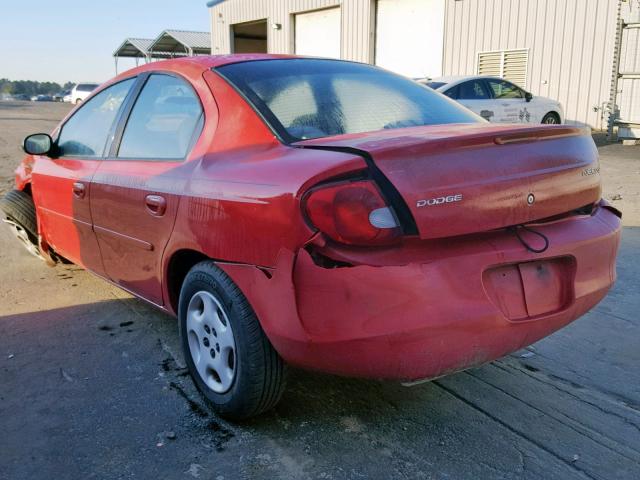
xmin=525 ymin=91 xmax=533 ymax=102
xmin=23 ymin=133 xmax=53 ymax=155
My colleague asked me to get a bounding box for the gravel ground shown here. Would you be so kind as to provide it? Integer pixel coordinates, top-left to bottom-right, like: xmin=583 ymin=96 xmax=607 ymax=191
xmin=1 ymin=101 xmax=639 ymax=479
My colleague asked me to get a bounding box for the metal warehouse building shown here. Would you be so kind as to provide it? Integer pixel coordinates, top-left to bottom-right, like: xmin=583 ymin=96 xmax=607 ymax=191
xmin=207 ymin=0 xmax=639 ymax=133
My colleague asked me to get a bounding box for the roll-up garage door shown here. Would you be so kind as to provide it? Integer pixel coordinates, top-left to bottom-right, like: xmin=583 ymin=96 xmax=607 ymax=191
xmin=375 ymin=0 xmax=445 ymax=78
xmin=294 ymin=7 xmax=341 ymax=59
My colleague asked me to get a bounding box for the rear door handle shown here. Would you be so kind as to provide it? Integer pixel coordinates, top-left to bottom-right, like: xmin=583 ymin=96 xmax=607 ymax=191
xmin=72 ymin=182 xmax=86 ymax=199
xmin=145 ymin=194 xmax=167 ymax=217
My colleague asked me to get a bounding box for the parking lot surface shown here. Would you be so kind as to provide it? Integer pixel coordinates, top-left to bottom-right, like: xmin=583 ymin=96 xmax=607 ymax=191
xmin=1 ymin=101 xmax=639 ymax=479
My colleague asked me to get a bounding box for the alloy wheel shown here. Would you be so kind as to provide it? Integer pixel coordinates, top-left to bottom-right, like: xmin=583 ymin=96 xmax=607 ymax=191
xmin=186 ymin=290 xmax=237 ymax=393
xmin=2 ymin=218 xmax=41 ymax=258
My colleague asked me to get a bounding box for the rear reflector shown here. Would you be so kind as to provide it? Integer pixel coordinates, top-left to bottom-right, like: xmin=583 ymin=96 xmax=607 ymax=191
xmin=369 ymin=207 xmax=398 ymax=229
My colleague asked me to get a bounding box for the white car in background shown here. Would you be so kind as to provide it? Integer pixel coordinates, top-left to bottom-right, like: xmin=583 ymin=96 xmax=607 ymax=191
xmin=424 ymin=76 xmax=564 ymax=124
xmin=69 ymin=83 xmax=99 ymax=104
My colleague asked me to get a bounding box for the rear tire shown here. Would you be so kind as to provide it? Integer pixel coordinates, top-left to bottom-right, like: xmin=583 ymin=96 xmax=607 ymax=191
xmin=0 ymin=189 xmax=41 ymax=258
xmin=178 ymin=261 xmax=287 ymax=420
xmin=542 ymin=112 xmax=561 ymax=124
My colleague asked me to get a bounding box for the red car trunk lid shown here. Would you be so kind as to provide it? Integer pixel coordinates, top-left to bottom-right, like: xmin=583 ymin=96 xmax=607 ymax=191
xmin=296 ymin=124 xmax=601 ymax=239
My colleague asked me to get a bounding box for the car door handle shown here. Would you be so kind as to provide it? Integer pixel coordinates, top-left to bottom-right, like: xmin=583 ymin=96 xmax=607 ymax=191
xmin=145 ymin=194 xmax=167 ymax=217
xmin=72 ymin=182 xmax=86 ymax=199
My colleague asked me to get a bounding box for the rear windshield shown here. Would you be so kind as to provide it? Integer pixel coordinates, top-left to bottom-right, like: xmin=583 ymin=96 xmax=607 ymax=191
xmin=217 ymin=59 xmax=481 ymax=142
xmin=426 ymin=81 xmax=447 ymax=90
xmin=77 ymin=84 xmax=98 ymax=92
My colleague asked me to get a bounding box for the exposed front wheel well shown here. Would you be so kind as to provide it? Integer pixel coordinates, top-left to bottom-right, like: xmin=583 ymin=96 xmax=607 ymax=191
xmin=166 ymin=249 xmax=209 ymax=313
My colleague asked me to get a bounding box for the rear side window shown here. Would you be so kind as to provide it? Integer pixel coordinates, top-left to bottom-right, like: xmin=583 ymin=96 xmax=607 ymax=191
xmin=58 ymin=79 xmax=134 ymax=157
xmin=117 ymin=74 xmax=203 ymax=160
xmin=457 ymin=80 xmax=490 ymax=100
xmin=217 ymin=59 xmax=481 ymax=141
xmin=443 ymin=85 xmax=460 ymax=99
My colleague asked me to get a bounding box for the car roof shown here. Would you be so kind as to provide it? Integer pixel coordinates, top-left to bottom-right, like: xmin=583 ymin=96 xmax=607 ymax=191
xmin=121 ymin=54 xmax=297 ymax=76
xmin=91 ymin=54 xmax=319 ymax=99
xmin=428 ymin=75 xmax=507 ymax=90
xmin=428 ymin=75 xmax=469 ymax=84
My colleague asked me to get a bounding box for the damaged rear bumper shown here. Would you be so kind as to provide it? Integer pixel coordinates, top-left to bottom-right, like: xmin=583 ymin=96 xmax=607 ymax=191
xmin=221 ymin=203 xmax=621 ymax=381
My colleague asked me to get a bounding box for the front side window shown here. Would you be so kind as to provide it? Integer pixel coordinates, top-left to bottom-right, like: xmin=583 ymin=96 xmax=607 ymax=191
xmin=217 ymin=59 xmax=481 ymax=141
xmin=457 ymin=80 xmax=490 ymax=100
xmin=57 ymin=78 xmax=135 ymax=157
xmin=117 ymin=74 xmax=203 ymax=160
xmin=487 ymin=80 xmax=524 ymax=99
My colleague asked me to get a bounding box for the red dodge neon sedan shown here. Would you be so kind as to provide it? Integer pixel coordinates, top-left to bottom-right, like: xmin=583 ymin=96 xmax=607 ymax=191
xmin=1 ymin=55 xmax=621 ymax=419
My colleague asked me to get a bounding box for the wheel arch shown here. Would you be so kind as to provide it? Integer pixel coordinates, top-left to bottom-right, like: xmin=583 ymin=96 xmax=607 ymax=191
xmin=542 ymin=111 xmax=562 ymax=124
xmin=21 ymin=183 xmax=32 ymax=196
xmin=163 ymin=247 xmax=279 ymax=316
xmin=15 ymin=162 xmax=33 ymax=193
xmin=164 ymin=248 xmax=210 ymax=315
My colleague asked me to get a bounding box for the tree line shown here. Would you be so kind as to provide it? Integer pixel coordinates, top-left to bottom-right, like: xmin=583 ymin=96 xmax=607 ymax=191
xmin=0 ymin=79 xmax=75 ymax=96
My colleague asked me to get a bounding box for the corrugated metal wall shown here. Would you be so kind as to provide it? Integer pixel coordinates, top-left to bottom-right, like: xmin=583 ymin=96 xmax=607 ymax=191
xmin=619 ymin=2 xmax=640 ymax=124
xmin=442 ymin=0 xmax=619 ymax=128
xmin=209 ymin=0 xmax=374 ymax=63
xmin=210 ymin=0 xmax=638 ymax=129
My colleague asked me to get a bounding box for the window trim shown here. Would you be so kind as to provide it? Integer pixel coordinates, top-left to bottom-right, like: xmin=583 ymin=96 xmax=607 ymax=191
xmin=54 ymin=77 xmax=139 ymax=160
xmin=106 ymin=71 xmax=206 ymax=163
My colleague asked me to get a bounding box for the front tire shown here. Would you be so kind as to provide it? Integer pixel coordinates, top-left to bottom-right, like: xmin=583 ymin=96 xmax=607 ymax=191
xmin=0 ymin=189 xmax=41 ymax=259
xmin=178 ymin=261 xmax=287 ymax=420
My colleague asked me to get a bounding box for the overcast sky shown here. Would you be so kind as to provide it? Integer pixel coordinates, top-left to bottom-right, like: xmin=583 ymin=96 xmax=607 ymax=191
xmin=1 ymin=0 xmax=210 ymax=84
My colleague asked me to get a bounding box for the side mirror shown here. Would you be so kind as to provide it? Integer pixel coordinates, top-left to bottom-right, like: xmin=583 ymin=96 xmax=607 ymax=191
xmin=525 ymin=91 xmax=533 ymax=102
xmin=23 ymin=133 xmax=53 ymax=156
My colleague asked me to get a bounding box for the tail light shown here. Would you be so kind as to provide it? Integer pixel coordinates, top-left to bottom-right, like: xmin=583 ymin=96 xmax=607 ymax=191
xmin=303 ymin=180 xmax=401 ymax=246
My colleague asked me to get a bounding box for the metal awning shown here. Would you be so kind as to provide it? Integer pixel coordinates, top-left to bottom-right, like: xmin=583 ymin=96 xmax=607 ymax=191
xmin=148 ymin=30 xmax=211 ymax=57
xmin=113 ymin=37 xmax=175 ymax=74
xmin=113 ymin=38 xmax=156 ymax=58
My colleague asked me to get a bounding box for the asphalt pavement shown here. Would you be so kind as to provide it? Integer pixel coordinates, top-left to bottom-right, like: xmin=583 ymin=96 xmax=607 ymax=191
xmin=1 ymin=101 xmax=639 ymax=478
xmin=1 ymin=220 xmax=639 ymax=479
